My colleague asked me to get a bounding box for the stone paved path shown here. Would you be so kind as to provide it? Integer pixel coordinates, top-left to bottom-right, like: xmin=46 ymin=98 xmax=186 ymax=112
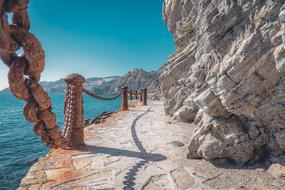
xmin=19 ymin=101 xmax=285 ymax=190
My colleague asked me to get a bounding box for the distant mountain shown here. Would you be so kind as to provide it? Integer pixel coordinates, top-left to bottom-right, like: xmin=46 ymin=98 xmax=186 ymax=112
xmin=0 ymin=69 xmax=159 ymax=95
xmin=41 ymin=76 xmax=121 ymax=94
xmin=85 ymin=76 xmax=121 ymax=95
xmin=40 ymin=79 xmax=66 ymax=93
xmin=105 ymin=69 xmax=159 ymax=94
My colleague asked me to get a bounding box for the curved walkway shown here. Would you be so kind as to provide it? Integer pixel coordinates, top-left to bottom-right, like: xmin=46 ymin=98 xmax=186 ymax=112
xmin=19 ymin=101 xmax=193 ymax=190
xmin=123 ymin=107 xmax=166 ymax=189
xmin=19 ymin=101 xmax=285 ymax=190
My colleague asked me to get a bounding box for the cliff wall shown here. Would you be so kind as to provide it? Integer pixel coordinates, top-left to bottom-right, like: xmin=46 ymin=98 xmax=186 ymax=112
xmin=160 ymin=0 xmax=285 ymax=164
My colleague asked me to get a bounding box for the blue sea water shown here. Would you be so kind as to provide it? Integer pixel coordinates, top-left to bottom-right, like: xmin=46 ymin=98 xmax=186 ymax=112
xmin=0 ymin=93 xmax=121 ymax=190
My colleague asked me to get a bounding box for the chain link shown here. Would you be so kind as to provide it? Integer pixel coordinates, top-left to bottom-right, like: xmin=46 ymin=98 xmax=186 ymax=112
xmin=0 ymin=0 xmax=64 ymax=149
xmin=0 ymin=0 xmax=144 ymax=149
xmin=83 ymin=88 xmax=123 ymax=101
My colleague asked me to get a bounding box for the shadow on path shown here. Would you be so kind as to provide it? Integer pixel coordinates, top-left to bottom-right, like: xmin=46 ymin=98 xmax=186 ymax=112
xmin=130 ymin=107 xmax=151 ymax=153
xmin=122 ymin=107 xmax=166 ymax=190
xmin=85 ymin=145 xmax=166 ymax=161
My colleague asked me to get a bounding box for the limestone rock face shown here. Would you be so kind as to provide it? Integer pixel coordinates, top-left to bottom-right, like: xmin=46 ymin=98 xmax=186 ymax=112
xmin=160 ymin=0 xmax=285 ymax=164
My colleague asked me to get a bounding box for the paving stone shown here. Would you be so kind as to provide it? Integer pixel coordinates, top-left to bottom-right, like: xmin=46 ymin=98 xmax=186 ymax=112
xmin=72 ymin=156 xmax=92 ymax=170
xmin=171 ymin=168 xmax=195 ymax=189
xmin=18 ymin=101 xmax=285 ymax=190
xmin=142 ymin=174 xmax=171 ymax=190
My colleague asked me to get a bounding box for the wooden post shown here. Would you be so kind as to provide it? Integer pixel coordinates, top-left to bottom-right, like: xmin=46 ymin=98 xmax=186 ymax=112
xmin=135 ymin=91 xmax=138 ymax=100
xmin=64 ymin=74 xmax=85 ymax=147
xmin=130 ymin=90 xmax=133 ymax=101
xmin=122 ymin=87 xmax=129 ymax=111
xmin=139 ymin=90 xmax=143 ymax=102
xmin=143 ymin=88 xmax=147 ymax=106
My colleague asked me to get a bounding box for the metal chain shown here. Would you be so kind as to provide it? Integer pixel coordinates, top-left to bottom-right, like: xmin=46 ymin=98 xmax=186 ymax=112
xmin=127 ymin=90 xmax=141 ymax=96
xmin=83 ymin=88 xmax=123 ymax=101
xmin=0 ymin=0 xmax=64 ymax=148
xmin=0 ymin=0 xmax=144 ymax=149
xmin=63 ymin=82 xmax=75 ymax=141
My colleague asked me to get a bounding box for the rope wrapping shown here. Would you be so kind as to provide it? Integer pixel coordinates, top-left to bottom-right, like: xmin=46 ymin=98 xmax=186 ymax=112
xmin=83 ymin=88 xmax=122 ymax=101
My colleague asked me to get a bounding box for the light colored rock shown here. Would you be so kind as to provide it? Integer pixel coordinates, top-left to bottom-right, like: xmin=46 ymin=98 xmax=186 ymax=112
xmin=72 ymin=156 xmax=92 ymax=170
xmin=171 ymin=168 xmax=195 ymax=188
xmin=274 ymin=45 xmax=285 ymax=72
xmin=160 ymin=0 xmax=285 ymax=164
xmin=268 ymin=163 xmax=285 ymax=178
xmin=280 ymin=4 xmax=285 ymax=44
xmin=174 ymin=104 xmax=198 ymax=122
xmin=193 ymin=86 xmax=228 ymax=117
xmin=188 ymin=113 xmax=265 ymax=164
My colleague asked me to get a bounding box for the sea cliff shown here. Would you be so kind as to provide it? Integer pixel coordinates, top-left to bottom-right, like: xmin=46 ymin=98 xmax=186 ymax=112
xmin=159 ymin=0 xmax=285 ymax=164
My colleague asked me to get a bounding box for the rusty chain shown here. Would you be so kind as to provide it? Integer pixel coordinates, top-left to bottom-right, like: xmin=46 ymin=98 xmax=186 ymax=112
xmin=127 ymin=90 xmax=144 ymax=98
xmin=127 ymin=90 xmax=142 ymax=96
xmin=83 ymin=88 xmax=123 ymax=101
xmin=0 ymin=0 xmax=67 ymax=149
xmin=0 ymin=0 xmax=147 ymax=149
xmin=63 ymin=82 xmax=76 ymax=141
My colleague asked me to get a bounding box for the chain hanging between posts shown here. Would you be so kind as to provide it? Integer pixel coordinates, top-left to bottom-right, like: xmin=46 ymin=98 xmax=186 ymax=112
xmin=0 ymin=0 xmax=148 ymax=149
xmin=83 ymin=88 xmax=123 ymax=101
xmin=0 ymin=0 xmax=66 ymax=149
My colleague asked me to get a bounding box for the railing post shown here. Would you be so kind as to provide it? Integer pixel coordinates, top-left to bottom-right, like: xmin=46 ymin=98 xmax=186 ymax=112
xmin=122 ymin=86 xmax=129 ymax=111
xmin=64 ymin=74 xmax=86 ymax=147
xmin=130 ymin=90 xmax=133 ymax=101
xmin=139 ymin=89 xmax=143 ymax=102
xmin=143 ymin=88 xmax=147 ymax=106
xmin=135 ymin=90 xmax=138 ymax=100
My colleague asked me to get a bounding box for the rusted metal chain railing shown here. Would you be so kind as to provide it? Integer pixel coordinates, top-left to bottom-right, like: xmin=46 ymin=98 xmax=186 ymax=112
xmin=139 ymin=90 xmax=143 ymax=102
xmin=129 ymin=90 xmax=133 ymax=100
xmin=0 ymin=0 xmax=68 ymax=149
xmin=130 ymin=89 xmax=146 ymax=104
xmin=83 ymin=88 xmax=122 ymax=101
xmin=135 ymin=91 xmax=138 ymax=100
xmin=83 ymin=86 xmax=147 ymax=112
xmin=63 ymin=74 xmax=86 ymax=147
xmin=143 ymin=88 xmax=147 ymax=106
xmin=122 ymin=87 xmax=129 ymax=110
xmin=83 ymin=87 xmax=129 ymax=110
xmin=0 ymin=0 xmax=148 ymax=150
xmin=127 ymin=89 xmax=147 ymax=106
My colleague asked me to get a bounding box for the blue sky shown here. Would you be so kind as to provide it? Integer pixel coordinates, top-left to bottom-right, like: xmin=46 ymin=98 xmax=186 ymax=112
xmin=0 ymin=0 xmax=174 ymax=90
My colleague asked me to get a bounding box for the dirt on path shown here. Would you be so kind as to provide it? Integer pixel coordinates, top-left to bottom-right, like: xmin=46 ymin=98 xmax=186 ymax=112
xmin=18 ymin=101 xmax=285 ymax=190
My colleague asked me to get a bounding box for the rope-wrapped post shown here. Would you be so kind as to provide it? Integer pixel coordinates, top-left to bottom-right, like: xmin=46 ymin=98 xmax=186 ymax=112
xmin=135 ymin=91 xmax=138 ymax=100
xmin=143 ymin=88 xmax=147 ymax=106
xmin=122 ymin=87 xmax=129 ymax=111
xmin=64 ymin=74 xmax=86 ymax=147
xmin=139 ymin=90 xmax=143 ymax=102
xmin=130 ymin=90 xmax=133 ymax=101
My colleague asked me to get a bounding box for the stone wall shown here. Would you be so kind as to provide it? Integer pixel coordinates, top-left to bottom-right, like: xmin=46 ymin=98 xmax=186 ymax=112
xmin=160 ymin=0 xmax=285 ymax=164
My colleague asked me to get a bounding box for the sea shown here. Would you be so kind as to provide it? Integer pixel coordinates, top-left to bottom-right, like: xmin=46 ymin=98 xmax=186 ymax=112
xmin=0 ymin=93 xmax=121 ymax=190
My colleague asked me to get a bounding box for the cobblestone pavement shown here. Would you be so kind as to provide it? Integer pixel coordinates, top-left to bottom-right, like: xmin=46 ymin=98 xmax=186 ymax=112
xmin=18 ymin=101 xmax=285 ymax=190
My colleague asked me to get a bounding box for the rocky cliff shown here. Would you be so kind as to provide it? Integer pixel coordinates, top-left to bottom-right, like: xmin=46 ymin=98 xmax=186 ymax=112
xmin=106 ymin=68 xmax=159 ymax=94
xmin=160 ymin=0 xmax=285 ymax=164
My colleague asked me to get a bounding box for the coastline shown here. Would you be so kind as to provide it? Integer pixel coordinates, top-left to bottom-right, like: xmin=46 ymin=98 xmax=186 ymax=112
xmin=17 ymin=101 xmax=285 ymax=190
xmin=17 ymin=102 xmax=137 ymax=190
